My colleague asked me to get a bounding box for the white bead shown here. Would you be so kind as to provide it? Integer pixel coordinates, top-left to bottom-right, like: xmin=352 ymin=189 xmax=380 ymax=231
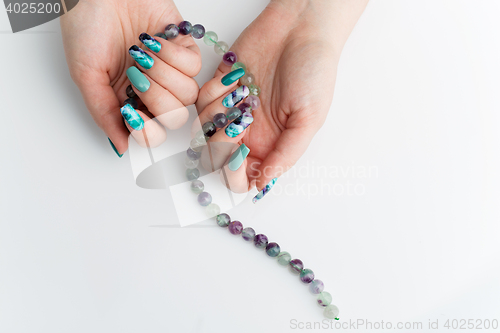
xmin=205 ymin=203 xmax=220 ymax=217
xmin=194 ymin=130 xmax=206 ymax=144
xmin=190 ymin=138 xmax=205 ymax=152
xmin=214 ymin=41 xmax=229 ymax=56
xmin=323 ymin=304 xmax=339 ymax=319
xmin=184 ymin=156 xmax=199 ymax=169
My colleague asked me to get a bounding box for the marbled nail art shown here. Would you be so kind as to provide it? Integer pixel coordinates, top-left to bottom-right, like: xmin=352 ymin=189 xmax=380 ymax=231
xmin=225 ymin=112 xmax=253 ymax=138
xmin=252 ymin=178 xmax=278 ymax=203
xmin=222 ymin=85 xmax=249 ymax=108
xmin=128 ymin=45 xmax=154 ymax=69
xmin=139 ymin=33 xmax=162 ymax=53
xmin=120 ymin=103 xmax=144 ymax=131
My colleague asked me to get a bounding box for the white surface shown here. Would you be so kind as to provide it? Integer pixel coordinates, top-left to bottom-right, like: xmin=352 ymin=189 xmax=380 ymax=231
xmin=1 ymin=1 xmax=499 ymax=332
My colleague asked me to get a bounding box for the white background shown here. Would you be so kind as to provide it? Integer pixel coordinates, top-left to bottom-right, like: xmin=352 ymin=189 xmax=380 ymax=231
xmin=1 ymin=0 xmax=499 ymax=332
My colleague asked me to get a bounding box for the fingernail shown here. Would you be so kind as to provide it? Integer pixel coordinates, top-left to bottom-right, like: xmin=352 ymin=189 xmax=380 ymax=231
xmin=221 ymin=68 xmax=245 ymax=86
xmin=222 ymin=85 xmax=249 ymax=108
xmin=108 ymin=138 xmax=123 ymax=158
xmin=128 ymin=45 xmax=154 ymax=69
xmin=120 ymin=103 xmax=144 ymax=131
xmin=225 ymin=112 xmax=253 ymax=138
xmin=253 ymin=178 xmax=278 ymax=204
xmin=126 ymin=66 xmax=150 ymax=92
xmin=228 ymin=143 xmax=250 ymax=171
xmin=139 ymin=33 xmax=162 ymax=53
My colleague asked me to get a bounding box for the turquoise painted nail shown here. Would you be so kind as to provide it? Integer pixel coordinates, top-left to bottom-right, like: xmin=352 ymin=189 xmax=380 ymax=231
xmin=139 ymin=33 xmax=161 ymax=53
xmin=253 ymin=178 xmax=278 ymax=204
xmin=120 ymin=103 xmax=144 ymax=131
xmin=228 ymin=143 xmax=250 ymax=171
xmin=221 ymin=68 xmax=245 ymax=86
xmin=108 ymin=138 xmax=123 ymax=158
xmin=129 ymin=45 xmax=154 ymax=69
xmin=222 ymin=85 xmax=249 ymax=108
xmin=126 ymin=66 xmax=150 ymax=92
xmin=225 ymin=112 xmax=253 ymax=138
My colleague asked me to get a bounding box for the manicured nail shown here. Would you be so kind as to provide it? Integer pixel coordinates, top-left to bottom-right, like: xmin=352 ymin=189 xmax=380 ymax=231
xmin=139 ymin=33 xmax=162 ymax=53
xmin=253 ymin=178 xmax=278 ymax=203
xmin=126 ymin=66 xmax=150 ymax=92
xmin=228 ymin=143 xmax=250 ymax=171
xmin=221 ymin=68 xmax=245 ymax=86
xmin=120 ymin=103 xmax=144 ymax=131
xmin=128 ymin=45 xmax=154 ymax=69
xmin=108 ymin=138 xmax=123 ymax=158
xmin=222 ymin=85 xmax=249 ymax=108
xmin=225 ymin=112 xmax=253 ymax=138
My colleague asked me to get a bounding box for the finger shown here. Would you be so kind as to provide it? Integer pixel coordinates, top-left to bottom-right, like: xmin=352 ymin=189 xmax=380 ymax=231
xmin=195 ymin=68 xmax=244 ymax=113
xmin=126 ymin=66 xmax=189 ymax=130
xmin=138 ymin=33 xmax=202 ymax=77
xmin=219 ymin=144 xmax=258 ymax=194
xmin=120 ymin=105 xmax=167 ymax=148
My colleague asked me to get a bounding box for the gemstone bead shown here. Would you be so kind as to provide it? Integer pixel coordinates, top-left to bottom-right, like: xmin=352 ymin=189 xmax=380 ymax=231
xmin=300 ymin=268 xmax=315 ymax=283
xmin=231 ymin=62 xmax=246 ymax=72
xmin=238 ymin=102 xmax=252 ymax=114
xmin=186 ymin=168 xmax=200 ymax=181
xmin=289 ymin=259 xmax=303 ymax=273
xmin=190 ymin=138 xmax=204 ymax=152
xmin=203 ymin=31 xmax=218 ymax=46
xmin=228 ymin=221 xmax=243 ymax=235
xmin=277 ymin=252 xmax=291 ymax=266
xmin=205 ymin=203 xmax=220 ymax=217
xmin=241 ymin=227 xmax=255 ymax=241
xmin=222 ymin=51 xmax=237 ymax=66
xmin=246 ymin=95 xmax=261 ymax=110
xmin=309 ymin=279 xmax=324 ymax=294
xmin=240 ymin=73 xmax=255 ymax=86
xmin=214 ymin=41 xmax=229 ymax=56
xmin=216 ymin=213 xmax=231 ymax=227
xmin=202 ymin=122 xmax=216 ymax=138
xmin=265 ymin=242 xmax=281 ymax=257
xmin=126 ymin=85 xmax=137 ymax=98
xmin=194 ymin=130 xmax=207 ymax=144
xmin=317 ymin=292 xmax=333 ymax=307
xmin=213 ymin=113 xmax=228 ymax=128
xmin=197 ymin=192 xmax=212 ymax=206
xmin=248 ymin=84 xmax=261 ymax=96
xmin=154 ymin=32 xmax=167 ymax=40
xmin=191 ymin=24 xmax=205 ymax=39
xmin=323 ymin=304 xmax=339 ymax=320
xmin=190 ymin=180 xmax=204 ymax=194
xmin=254 ymin=234 xmax=268 ymax=249
xmin=184 ymin=156 xmax=199 ymax=169
xmin=226 ymin=107 xmax=242 ymax=121
xmin=225 ymin=112 xmax=253 ymax=138
xmin=164 ymin=24 xmax=179 ymax=39
xmin=178 ymin=21 xmax=192 ymax=35
xmin=187 ymin=147 xmax=201 ymax=160
xmin=124 ymin=98 xmax=138 ymax=109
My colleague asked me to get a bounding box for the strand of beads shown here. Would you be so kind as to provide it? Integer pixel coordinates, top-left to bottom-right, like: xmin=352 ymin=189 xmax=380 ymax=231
xmin=159 ymin=21 xmax=339 ymax=320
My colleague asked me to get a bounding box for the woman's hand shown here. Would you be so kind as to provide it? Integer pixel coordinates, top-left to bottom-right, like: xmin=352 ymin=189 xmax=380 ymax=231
xmin=61 ymin=0 xmax=201 ymax=156
xmin=195 ymin=0 xmax=368 ymax=194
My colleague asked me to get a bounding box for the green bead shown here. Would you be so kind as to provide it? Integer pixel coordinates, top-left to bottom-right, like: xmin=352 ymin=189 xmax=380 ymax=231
xmin=205 ymin=203 xmax=220 ymax=217
xmin=231 ymin=62 xmax=246 ymax=72
xmin=248 ymin=84 xmax=261 ymax=96
xmin=216 ymin=213 xmax=231 ymax=227
xmin=203 ymin=31 xmax=218 ymax=46
xmin=214 ymin=41 xmax=229 ymax=55
xmin=186 ymin=168 xmax=200 ymax=181
xmin=317 ymin=292 xmax=333 ymax=307
xmin=190 ymin=180 xmax=204 ymax=194
xmin=240 ymin=73 xmax=255 ymax=86
xmin=277 ymin=251 xmax=291 ymax=266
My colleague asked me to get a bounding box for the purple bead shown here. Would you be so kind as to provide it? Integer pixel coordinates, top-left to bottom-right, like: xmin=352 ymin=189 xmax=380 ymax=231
xmin=126 ymin=85 xmax=137 ymax=98
xmin=164 ymin=24 xmax=179 ymax=39
xmin=178 ymin=21 xmax=192 ymax=35
xmin=246 ymin=95 xmax=261 ymax=110
xmin=309 ymin=279 xmax=324 ymax=294
xmin=191 ymin=24 xmax=205 ymax=39
xmin=187 ymin=147 xmax=201 ymax=160
xmin=202 ymin=122 xmax=216 ymax=138
xmin=289 ymin=259 xmax=303 ymax=273
xmin=228 ymin=221 xmax=243 ymax=235
xmin=241 ymin=227 xmax=255 ymax=241
xmin=222 ymin=51 xmax=238 ymax=66
xmin=238 ymin=102 xmax=252 ymax=114
xmin=197 ymin=192 xmax=212 ymax=206
xmin=254 ymin=234 xmax=268 ymax=249
xmin=213 ymin=113 xmax=228 ymax=128
xmin=265 ymin=242 xmax=280 ymax=257
xmin=300 ymin=268 xmax=315 ymax=284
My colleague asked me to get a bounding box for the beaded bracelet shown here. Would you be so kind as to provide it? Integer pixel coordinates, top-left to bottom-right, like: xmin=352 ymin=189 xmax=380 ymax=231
xmin=125 ymin=20 xmax=340 ymax=320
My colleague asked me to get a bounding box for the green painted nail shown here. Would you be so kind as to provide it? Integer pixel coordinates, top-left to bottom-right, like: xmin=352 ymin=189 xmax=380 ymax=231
xmin=108 ymin=138 xmax=123 ymax=158
xmin=221 ymin=68 xmax=245 ymax=86
xmin=228 ymin=143 xmax=250 ymax=171
xmin=126 ymin=66 xmax=150 ymax=92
